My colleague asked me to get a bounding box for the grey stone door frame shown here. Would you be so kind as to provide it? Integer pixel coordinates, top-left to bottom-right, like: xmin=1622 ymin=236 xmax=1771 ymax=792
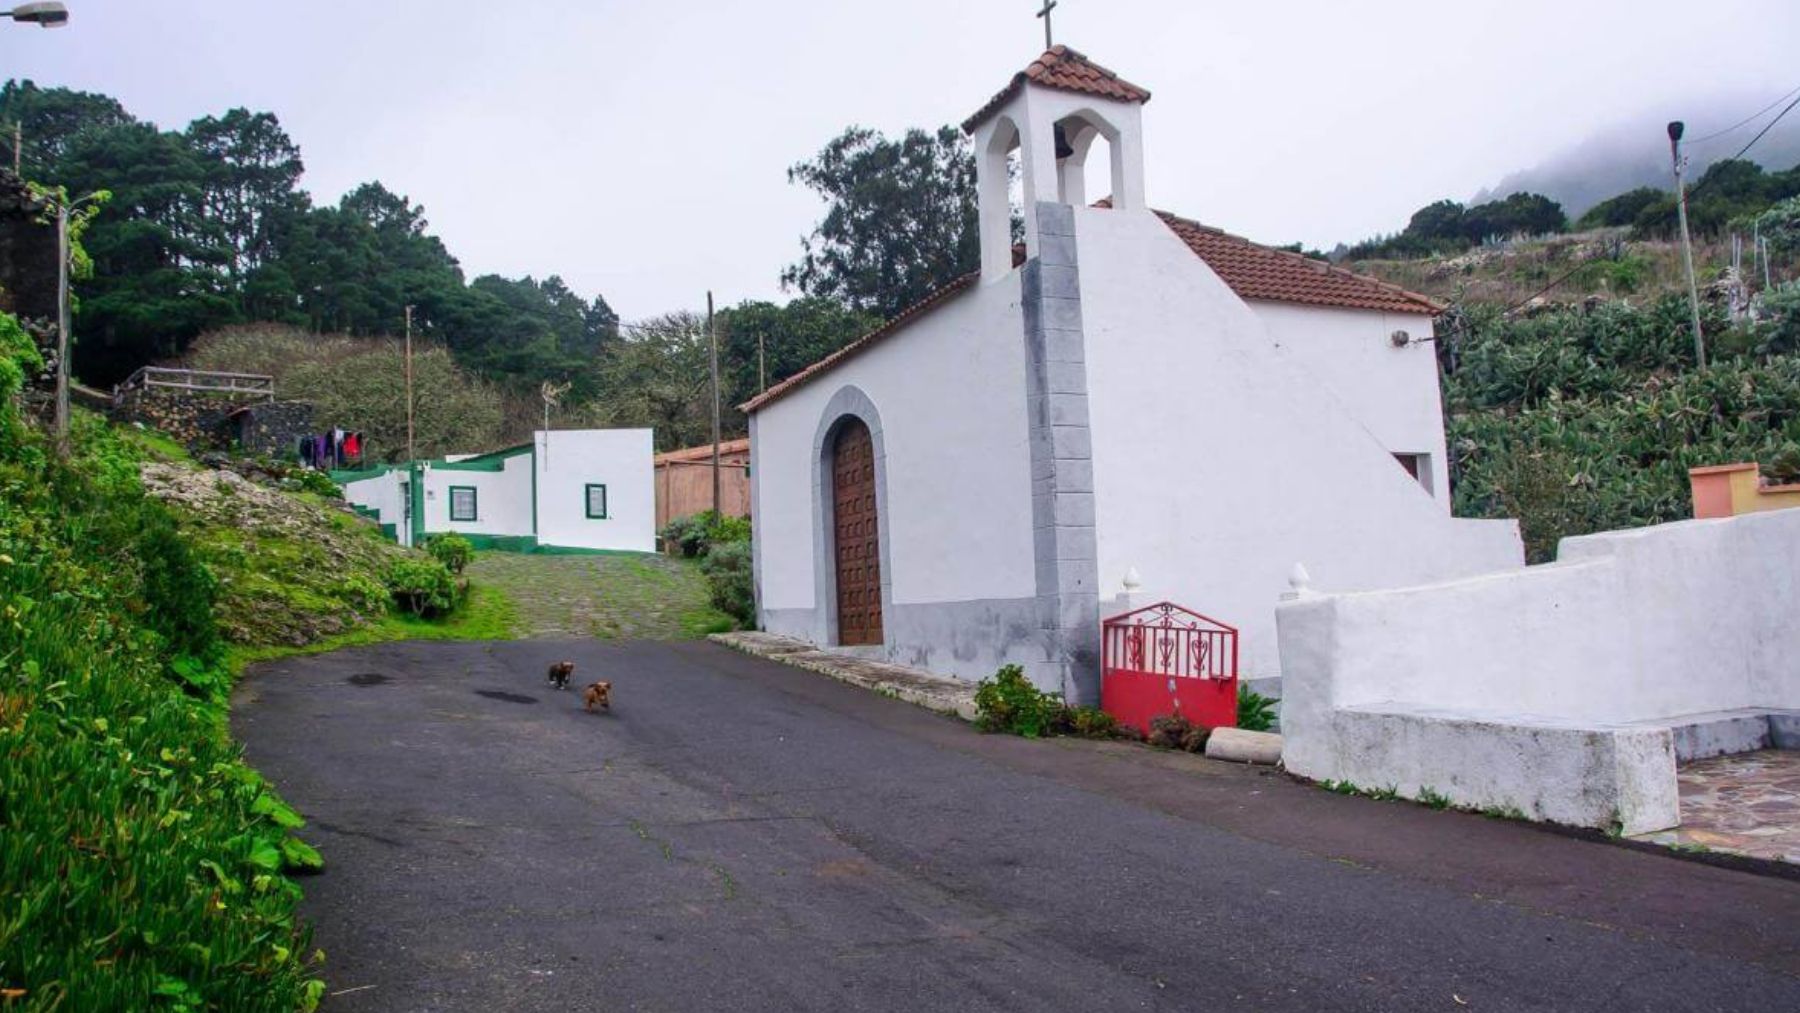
xmin=810 ymin=385 xmax=894 ymax=647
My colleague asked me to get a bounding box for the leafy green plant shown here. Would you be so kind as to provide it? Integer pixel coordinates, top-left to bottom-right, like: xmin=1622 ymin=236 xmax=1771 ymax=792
xmin=1065 ymin=705 xmax=1120 ymax=739
xmin=423 ymin=532 xmax=474 ymax=575
xmin=0 ymin=312 xmax=322 ymax=1009
xmin=660 ymin=510 xmax=751 ymax=558
xmin=288 ymin=467 xmax=342 ymax=500
xmin=973 ymin=664 xmax=1064 ymax=738
xmin=1418 ymin=786 xmax=1452 ymax=810
xmin=1236 ymin=685 xmax=1277 ymax=732
xmin=385 ymin=556 xmax=459 ymax=617
xmin=698 ymin=539 xmax=754 ymax=627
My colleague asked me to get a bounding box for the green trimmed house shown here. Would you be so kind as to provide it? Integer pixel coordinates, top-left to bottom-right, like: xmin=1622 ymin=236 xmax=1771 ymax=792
xmin=334 ymin=428 xmax=654 ymax=553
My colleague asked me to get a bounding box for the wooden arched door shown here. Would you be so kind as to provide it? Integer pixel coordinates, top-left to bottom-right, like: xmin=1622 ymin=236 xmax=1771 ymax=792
xmin=831 ymin=417 xmax=883 ymax=645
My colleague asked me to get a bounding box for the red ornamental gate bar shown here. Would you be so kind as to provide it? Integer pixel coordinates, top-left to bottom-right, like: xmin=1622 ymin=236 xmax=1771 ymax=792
xmin=1100 ymin=602 xmax=1239 ymax=735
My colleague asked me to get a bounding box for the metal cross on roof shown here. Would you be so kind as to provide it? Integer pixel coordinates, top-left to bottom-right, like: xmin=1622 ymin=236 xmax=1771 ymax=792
xmin=1036 ymin=0 xmax=1057 ymax=49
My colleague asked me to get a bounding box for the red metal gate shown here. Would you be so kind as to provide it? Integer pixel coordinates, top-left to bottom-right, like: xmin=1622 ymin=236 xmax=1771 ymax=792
xmin=1101 ymin=602 xmax=1238 ymax=735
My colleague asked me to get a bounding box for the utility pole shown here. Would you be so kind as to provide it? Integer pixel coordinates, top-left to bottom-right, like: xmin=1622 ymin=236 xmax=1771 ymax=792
xmin=707 ymin=291 xmax=721 ymax=517
xmin=11 ymin=121 xmax=20 ymax=176
xmin=1668 ymin=121 xmax=1707 ymax=370
xmin=404 ymin=304 xmax=415 ymax=462
xmin=53 ymin=199 xmax=68 ymax=454
xmin=758 ymin=329 xmax=766 ymax=394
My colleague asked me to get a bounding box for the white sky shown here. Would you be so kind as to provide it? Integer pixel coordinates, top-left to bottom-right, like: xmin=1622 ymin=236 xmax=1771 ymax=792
xmin=4 ymin=0 xmax=1796 ymax=320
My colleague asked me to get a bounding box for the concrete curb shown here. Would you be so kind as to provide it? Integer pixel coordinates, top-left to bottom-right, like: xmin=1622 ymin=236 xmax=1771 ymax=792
xmin=708 ymin=632 xmax=979 ymax=722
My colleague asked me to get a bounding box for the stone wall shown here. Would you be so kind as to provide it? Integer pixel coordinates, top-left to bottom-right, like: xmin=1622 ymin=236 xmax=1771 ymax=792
xmin=113 ymin=388 xmax=264 ymax=451
xmin=229 ymin=401 xmax=315 ymax=459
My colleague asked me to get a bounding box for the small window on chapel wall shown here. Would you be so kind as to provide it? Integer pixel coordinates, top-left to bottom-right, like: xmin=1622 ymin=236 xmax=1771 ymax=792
xmin=449 ymin=486 xmax=478 ymax=522
xmin=585 ymin=483 xmax=608 ymax=520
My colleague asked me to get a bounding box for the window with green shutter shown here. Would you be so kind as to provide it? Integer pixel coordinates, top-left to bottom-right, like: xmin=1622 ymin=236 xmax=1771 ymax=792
xmin=449 ymin=485 xmax=478 ymax=522
xmin=585 ymin=483 xmax=608 ymax=519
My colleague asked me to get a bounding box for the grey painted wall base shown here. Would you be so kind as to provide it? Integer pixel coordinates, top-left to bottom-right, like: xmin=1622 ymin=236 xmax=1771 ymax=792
xmin=762 ymin=596 xmax=1047 ymax=686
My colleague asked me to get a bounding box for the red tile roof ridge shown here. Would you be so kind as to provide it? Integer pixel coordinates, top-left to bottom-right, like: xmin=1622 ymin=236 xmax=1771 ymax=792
xmin=1149 ymin=208 xmax=1447 ymax=315
xmin=962 ymin=46 xmax=1152 ymax=134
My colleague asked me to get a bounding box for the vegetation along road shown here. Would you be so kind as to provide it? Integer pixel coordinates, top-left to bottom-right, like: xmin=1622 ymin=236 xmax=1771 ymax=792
xmin=235 ymin=639 xmax=1800 ymax=1011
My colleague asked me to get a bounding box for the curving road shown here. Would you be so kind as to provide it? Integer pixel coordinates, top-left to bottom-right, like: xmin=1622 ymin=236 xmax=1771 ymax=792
xmin=234 ymin=640 xmax=1800 ymax=1011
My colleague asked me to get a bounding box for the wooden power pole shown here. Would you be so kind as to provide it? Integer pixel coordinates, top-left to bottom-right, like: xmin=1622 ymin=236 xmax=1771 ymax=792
xmin=404 ymin=304 xmax=416 ymax=461
xmin=708 ymin=291 xmax=721 ymax=517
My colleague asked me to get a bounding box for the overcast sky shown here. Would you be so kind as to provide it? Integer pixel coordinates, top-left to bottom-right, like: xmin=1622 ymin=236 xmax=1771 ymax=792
xmin=4 ymin=0 xmax=1796 ymax=320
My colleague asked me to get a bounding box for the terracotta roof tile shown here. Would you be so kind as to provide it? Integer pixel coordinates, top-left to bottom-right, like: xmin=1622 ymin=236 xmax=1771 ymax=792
xmin=1147 ymin=208 xmax=1445 ymax=315
xmin=962 ymin=46 xmax=1152 ymax=133
xmin=655 ymin=438 xmax=750 ymax=465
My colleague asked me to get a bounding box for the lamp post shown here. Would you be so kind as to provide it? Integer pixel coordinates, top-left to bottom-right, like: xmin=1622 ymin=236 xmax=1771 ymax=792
xmin=3 ymin=3 xmax=70 ymax=27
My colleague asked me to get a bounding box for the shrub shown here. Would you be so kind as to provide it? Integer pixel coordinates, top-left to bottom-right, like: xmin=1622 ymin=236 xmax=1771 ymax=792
xmin=699 ymin=539 xmax=754 ymax=626
xmin=1065 ymin=705 xmax=1120 ymax=739
xmin=1237 ymin=685 xmax=1278 ymax=733
xmin=423 ymin=532 xmax=474 ymax=575
xmin=660 ymin=510 xmax=751 ymax=558
xmin=386 ymin=556 xmax=459 ymax=617
xmin=1146 ymin=714 xmax=1210 ymax=752
xmin=290 ymin=467 xmax=343 ymax=500
xmin=973 ymin=664 xmax=1065 ymax=737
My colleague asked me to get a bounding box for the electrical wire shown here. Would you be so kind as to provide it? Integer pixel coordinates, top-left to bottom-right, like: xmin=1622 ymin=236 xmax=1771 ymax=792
xmin=1688 ymin=83 xmax=1800 ymax=146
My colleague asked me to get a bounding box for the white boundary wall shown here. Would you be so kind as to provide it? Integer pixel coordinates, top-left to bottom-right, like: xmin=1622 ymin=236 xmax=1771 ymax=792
xmin=1277 ymin=508 xmax=1800 ymax=834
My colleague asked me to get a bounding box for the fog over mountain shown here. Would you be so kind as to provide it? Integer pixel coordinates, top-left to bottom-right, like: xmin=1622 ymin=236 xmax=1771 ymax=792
xmin=1472 ymin=89 xmax=1800 ymax=216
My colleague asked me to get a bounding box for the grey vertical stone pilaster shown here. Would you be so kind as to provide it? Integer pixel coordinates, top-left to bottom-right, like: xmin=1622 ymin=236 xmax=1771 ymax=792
xmin=1020 ymin=201 xmax=1102 ymax=706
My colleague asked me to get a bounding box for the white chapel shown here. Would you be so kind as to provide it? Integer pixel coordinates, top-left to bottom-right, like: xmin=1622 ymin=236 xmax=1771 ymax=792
xmin=744 ymin=47 xmax=1523 ymax=702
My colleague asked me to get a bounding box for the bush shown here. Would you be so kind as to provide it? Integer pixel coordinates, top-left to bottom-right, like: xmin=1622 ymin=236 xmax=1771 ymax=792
xmin=386 ymin=556 xmax=459 ymax=617
xmin=660 ymin=510 xmax=750 ymax=558
xmin=1065 ymin=705 xmax=1120 ymax=739
xmin=699 ymin=539 xmax=754 ymax=627
xmin=289 ymin=467 xmax=343 ymax=500
xmin=423 ymin=532 xmax=474 ymax=575
xmin=1237 ymin=686 xmax=1277 ymax=732
xmin=973 ymin=664 xmax=1065 ymax=737
xmin=1146 ymin=714 xmax=1210 ymax=752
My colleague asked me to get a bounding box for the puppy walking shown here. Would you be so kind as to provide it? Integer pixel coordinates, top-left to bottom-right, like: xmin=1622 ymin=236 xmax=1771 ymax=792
xmin=583 ymin=680 xmax=612 ymax=713
xmin=546 ymin=661 xmax=575 ymax=691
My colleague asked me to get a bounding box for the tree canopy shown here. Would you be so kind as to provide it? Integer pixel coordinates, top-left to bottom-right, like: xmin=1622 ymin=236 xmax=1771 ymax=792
xmin=782 ymin=125 xmax=980 ymax=320
xmin=1 ymin=79 xmax=620 ymax=392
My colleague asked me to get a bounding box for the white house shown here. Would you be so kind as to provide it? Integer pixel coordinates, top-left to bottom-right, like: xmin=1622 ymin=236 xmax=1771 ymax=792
xmin=337 ymin=428 xmax=655 ymax=553
xmin=744 ymin=47 xmax=1522 ymax=703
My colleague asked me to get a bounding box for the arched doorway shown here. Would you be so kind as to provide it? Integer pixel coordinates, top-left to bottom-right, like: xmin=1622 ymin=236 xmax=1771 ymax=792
xmin=830 ymin=417 xmax=883 ymax=645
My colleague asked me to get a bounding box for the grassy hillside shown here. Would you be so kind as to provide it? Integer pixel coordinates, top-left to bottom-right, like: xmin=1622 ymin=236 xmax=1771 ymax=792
xmin=0 ymin=310 xmax=514 ymax=1009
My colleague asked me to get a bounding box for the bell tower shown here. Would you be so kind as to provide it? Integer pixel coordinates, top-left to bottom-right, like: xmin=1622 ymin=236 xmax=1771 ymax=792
xmin=961 ymin=46 xmax=1152 ymax=280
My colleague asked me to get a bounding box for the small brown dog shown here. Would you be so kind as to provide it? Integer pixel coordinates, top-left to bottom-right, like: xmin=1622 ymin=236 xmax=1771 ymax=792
xmin=546 ymin=660 xmax=575 ymax=691
xmin=583 ymin=680 xmax=613 ymax=713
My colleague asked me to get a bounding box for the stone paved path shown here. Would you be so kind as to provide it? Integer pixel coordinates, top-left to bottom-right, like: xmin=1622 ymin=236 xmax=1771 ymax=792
xmin=466 ymin=551 xmax=731 ymax=640
xmin=1636 ymin=750 xmax=1800 ymax=863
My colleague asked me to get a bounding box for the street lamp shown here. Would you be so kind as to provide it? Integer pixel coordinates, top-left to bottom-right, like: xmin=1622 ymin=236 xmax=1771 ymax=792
xmin=3 ymin=3 xmax=69 ymax=27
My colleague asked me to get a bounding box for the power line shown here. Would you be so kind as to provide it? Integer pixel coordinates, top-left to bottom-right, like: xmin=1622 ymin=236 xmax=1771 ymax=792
xmin=1683 ymin=91 xmax=1800 ymax=202
xmin=1688 ymin=83 xmax=1800 ymax=146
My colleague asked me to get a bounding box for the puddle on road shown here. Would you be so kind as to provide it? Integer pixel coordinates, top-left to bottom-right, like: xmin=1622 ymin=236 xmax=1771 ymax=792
xmin=347 ymin=673 xmax=389 ymax=687
xmin=475 ymin=689 xmax=538 ymax=705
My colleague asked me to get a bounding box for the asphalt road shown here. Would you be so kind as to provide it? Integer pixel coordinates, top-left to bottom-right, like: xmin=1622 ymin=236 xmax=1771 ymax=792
xmin=234 ymin=640 xmax=1800 ymax=1012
